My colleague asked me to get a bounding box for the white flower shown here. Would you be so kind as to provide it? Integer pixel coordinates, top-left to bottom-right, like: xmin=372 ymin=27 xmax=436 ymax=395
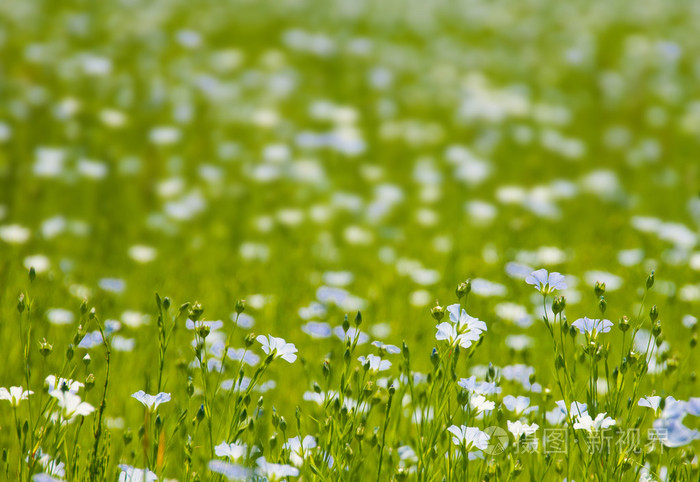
xmin=446 ymin=304 xmax=488 ymax=333
xmin=571 ymin=317 xmax=613 ymax=338
xmin=458 ymin=376 xmax=501 ymax=395
xmin=0 ymin=386 xmax=33 ymax=406
xmin=255 ymin=456 xmax=299 ymax=479
xmin=214 ymin=441 xmax=247 ymax=461
xmin=131 ymin=391 xmax=171 ymax=412
xmin=525 ymin=269 xmax=567 ymax=294
xmin=371 ymin=341 xmax=401 ymax=354
xmin=49 ymin=390 xmax=94 ymax=418
xmin=507 ymin=420 xmax=539 ymax=441
xmin=118 ymin=464 xmax=157 ymax=482
xmin=208 ymin=460 xmax=251 ymax=480
xmin=503 ymin=395 xmax=536 ymax=416
xmin=469 ymin=394 xmax=495 ymax=413
xmin=358 ymin=354 xmax=391 ymax=372
xmin=257 ymin=335 xmax=298 ymax=363
xmin=446 ymin=425 xmax=490 ymax=451
xmin=546 ymin=400 xmax=588 ymax=425
xmin=45 ymin=375 xmax=83 ymax=394
xmin=638 ymin=396 xmax=662 ymax=412
xmin=435 ymin=322 xmax=480 ymax=349
xmin=573 ymin=413 xmax=616 ymax=434
xmin=0 ymin=224 xmax=31 ymax=244
xmin=284 ymin=435 xmax=317 ymax=466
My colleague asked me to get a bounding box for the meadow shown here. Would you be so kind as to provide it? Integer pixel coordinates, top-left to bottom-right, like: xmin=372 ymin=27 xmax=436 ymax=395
xmin=0 ymin=0 xmax=699 ymax=480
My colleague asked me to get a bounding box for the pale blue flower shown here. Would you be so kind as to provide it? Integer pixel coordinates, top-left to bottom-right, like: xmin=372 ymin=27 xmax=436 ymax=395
xmin=208 ymin=460 xmax=250 ymax=480
xmin=525 ymin=269 xmax=567 ymax=294
xmin=503 ymin=395 xmax=537 ymax=416
xmin=333 ymin=326 xmax=369 ymax=345
xmin=358 ymin=354 xmax=391 ymax=372
xmin=446 ymin=304 xmax=488 ymax=333
xmin=214 ymin=441 xmax=247 ymax=460
xmin=446 ymin=425 xmax=490 ymax=451
xmin=573 ymin=413 xmax=616 ymax=433
xmin=227 ymin=348 xmax=260 ymax=366
xmin=131 ymin=390 xmax=171 ymax=412
xmin=284 ymin=435 xmax=317 ymax=466
xmin=651 ymin=418 xmax=700 ymax=448
xmin=257 ymin=335 xmax=298 ymax=363
xmin=301 ymin=321 xmax=332 ymax=339
xmin=371 ymin=341 xmax=401 ymax=354
xmin=571 ymin=317 xmax=613 ymax=337
xmin=638 ymin=396 xmax=662 ymax=412
xmin=435 ymin=322 xmax=480 ymax=349
xmin=118 ymin=464 xmax=157 ymax=482
xmin=255 ymin=456 xmax=299 ymax=479
xmin=0 ymin=386 xmax=33 ymax=406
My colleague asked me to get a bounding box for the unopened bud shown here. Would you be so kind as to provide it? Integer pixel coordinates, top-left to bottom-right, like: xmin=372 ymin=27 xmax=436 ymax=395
xmin=552 ymin=296 xmax=566 ymax=315
xmin=85 ymin=373 xmax=95 ymax=390
xmin=39 ymin=339 xmax=53 ymax=358
xmin=354 ymin=311 xmax=362 ymax=327
xmin=619 ymin=316 xmax=630 ymax=332
xmin=431 ymin=302 xmax=445 ymax=321
xmin=17 ymin=293 xmax=26 ymax=314
xmin=649 ymin=305 xmax=658 ymax=322
xmin=594 ymin=281 xmax=605 ymax=297
xmin=189 ymin=302 xmax=204 ymax=322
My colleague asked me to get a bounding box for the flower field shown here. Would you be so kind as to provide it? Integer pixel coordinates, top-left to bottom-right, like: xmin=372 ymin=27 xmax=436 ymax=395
xmin=0 ymin=0 xmax=699 ymax=480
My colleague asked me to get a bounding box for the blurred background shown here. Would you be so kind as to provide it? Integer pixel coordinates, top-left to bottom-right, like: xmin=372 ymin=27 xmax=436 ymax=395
xmin=0 ymin=0 xmax=699 ymax=396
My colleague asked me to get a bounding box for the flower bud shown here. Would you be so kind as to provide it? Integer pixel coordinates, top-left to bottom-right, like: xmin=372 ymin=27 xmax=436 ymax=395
xmin=430 ymin=348 xmax=439 ymax=368
xmin=39 ymin=339 xmax=53 ymax=358
xmin=83 ymin=354 xmax=91 ymax=367
xmin=649 ymin=305 xmax=658 ymax=322
xmin=457 ymin=389 xmax=468 ymax=406
xmin=123 ymin=428 xmax=133 ymax=445
xmin=235 ymin=299 xmax=246 ymax=314
xmin=646 ymin=271 xmax=655 ymax=290
xmin=652 ymin=319 xmax=662 ymax=337
xmin=196 ymin=404 xmax=205 ymax=423
xmin=196 ymin=324 xmax=210 ymax=339
xmin=431 ymin=302 xmax=445 ymax=321
xmin=552 ymin=296 xmax=566 ymax=315
xmin=354 ymin=311 xmax=362 ymax=327
xmin=455 ymin=280 xmax=471 ymax=299
xmin=155 ymin=414 xmax=163 ymax=433
xmin=17 ymin=293 xmax=26 ymax=314
xmin=244 ymin=333 xmax=255 ymax=347
xmin=28 ymin=266 xmax=36 ymax=282
xmin=619 ymin=316 xmax=630 ymax=332
xmin=189 ymin=302 xmax=204 ymax=322
xmin=66 ymin=344 xmax=74 ymax=361
xmin=85 ymin=373 xmax=95 ymax=391
xmin=594 ymin=281 xmax=605 ymax=297
xmin=186 ymin=379 xmax=194 ymax=397
xmin=279 ymin=416 xmax=287 ymax=432
xmin=598 ymin=297 xmax=607 ymax=314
